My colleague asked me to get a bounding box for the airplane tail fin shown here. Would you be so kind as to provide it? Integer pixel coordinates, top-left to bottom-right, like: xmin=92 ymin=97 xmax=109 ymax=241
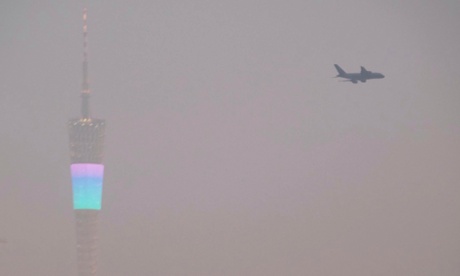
xmin=334 ymin=64 xmax=346 ymax=76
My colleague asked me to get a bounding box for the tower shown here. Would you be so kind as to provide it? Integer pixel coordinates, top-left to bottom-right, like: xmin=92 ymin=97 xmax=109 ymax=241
xmin=68 ymin=8 xmax=106 ymax=276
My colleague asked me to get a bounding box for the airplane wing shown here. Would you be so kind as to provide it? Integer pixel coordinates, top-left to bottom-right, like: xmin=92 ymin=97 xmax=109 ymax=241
xmin=340 ymin=79 xmax=358 ymax=84
xmin=360 ymin=66 xmax=369 ymax=75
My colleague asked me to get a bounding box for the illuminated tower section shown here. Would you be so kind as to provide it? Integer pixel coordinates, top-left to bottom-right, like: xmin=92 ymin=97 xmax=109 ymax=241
xmin=69 ymin=8 xmax=105 ymax=276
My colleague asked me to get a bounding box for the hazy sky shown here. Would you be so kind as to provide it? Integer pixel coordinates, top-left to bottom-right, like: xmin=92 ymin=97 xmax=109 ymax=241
xmin=1 ymin=0 xmax=460 ymax=275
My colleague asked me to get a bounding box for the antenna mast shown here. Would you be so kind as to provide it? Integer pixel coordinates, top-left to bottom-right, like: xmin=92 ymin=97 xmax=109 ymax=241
xmin=81 ymin=7 xmax=91 ymax=119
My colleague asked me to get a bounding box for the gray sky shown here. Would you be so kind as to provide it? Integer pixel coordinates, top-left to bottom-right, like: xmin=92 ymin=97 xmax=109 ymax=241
xmin=1 ymin=0 xmax=460 ymax=275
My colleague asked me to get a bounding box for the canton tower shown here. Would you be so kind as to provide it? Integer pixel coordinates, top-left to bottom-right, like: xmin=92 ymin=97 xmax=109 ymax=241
xmin=68 ymin=7 xmax=106 ymax=276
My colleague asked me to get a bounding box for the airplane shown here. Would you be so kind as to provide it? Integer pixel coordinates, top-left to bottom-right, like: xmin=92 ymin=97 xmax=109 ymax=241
xmin=334 ymin=64 xmax=384 ymax=83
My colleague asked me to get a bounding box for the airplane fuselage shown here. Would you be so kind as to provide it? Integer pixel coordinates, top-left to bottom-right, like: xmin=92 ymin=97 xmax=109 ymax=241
xmin=339 ymin=72 xmax=385 ymax=83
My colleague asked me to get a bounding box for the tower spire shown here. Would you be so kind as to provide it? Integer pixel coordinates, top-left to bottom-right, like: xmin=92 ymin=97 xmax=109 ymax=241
xmin=81 ymin=7 xmax=91 ymax=119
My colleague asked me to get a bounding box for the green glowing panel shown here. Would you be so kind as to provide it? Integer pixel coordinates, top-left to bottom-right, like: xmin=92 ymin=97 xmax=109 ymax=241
xmin=71 ymin=164 xmax=104 ymax=210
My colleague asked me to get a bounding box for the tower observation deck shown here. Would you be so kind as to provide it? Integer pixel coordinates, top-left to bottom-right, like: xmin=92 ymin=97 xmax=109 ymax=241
xmin=68 ymin=8 xmax=106 ymax=276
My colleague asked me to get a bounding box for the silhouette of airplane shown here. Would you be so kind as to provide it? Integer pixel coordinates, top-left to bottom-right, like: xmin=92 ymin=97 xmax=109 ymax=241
xmin=334 ymin=64 xmax=384 ymax=83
